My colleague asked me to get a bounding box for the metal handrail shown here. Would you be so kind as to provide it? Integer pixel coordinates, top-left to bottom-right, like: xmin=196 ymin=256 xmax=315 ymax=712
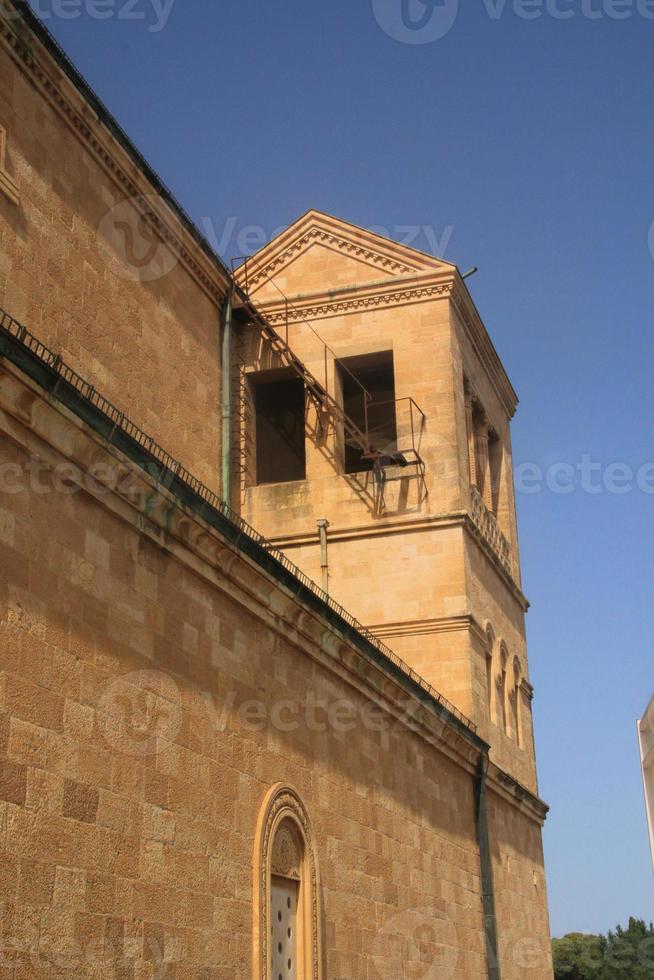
xmin=0 ymin=306 xmax=476 ymax=735
xmin=233 ymin=254 xmax=381 ymax=451
xmin=233 ymin=256 xmax=432 ymax=471
xmin=234 ymin=253 xmax=371 ymax=402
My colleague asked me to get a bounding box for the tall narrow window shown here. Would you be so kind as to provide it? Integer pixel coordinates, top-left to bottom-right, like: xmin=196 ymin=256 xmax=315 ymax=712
xmin=485 ymin=623 xmax=496 ymax=723
xmin=489 ymin=430 xmax=503 ymax=516
xmin=337 ymin=351 xmax=397 ymax=474
xmin=271 ymin=821 xmax=301 ymax=979
xmin=499 ymin=645 xmax=509 ymax=736
xmin=254 ymin=784 xmax=323 ymax=980
xmin=251 ymin=370 xmax=306 ymax=485
xmin=464 ymin=380 xmax=477 ymax=488
xmin=486 ymin=653 xmax=494 ymax=721
xmin=473 ymin=405 xmax=490 ymax=504
xmin=512 ymin=658 xmax=523 ymax=747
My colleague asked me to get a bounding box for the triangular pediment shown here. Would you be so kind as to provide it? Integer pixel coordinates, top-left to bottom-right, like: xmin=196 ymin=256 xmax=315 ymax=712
xmin=235 ymin=209 xmax=455 ymax=302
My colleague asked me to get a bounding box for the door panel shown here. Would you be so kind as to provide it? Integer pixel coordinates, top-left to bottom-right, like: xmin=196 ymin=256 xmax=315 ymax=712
xmin=271 ymin=875 xmax=299 ymax=980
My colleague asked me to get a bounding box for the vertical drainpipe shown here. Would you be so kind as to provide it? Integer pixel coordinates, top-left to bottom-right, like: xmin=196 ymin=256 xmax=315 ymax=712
xmin=317 ymin=519 xmax=330 ymax=596
xmin=221 ymin=283 xmax=234 ymax=509
xmin=476 ymin=752 xmax=502 ymax=980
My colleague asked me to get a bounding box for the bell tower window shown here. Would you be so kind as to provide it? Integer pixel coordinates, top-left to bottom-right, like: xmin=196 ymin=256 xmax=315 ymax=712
xmin=251 ymin=369 xmax=306 ymax=485
xmin=512 ymin=658 xmax=523 ymax=747
xmin=337 ymin=351 xmax=397 ymax=474
xmin=499 ymin=644 xmax=509 ymax=736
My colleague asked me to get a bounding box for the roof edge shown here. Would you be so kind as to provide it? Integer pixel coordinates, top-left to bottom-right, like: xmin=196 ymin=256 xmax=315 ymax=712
xmin=234 ymin=207 xmax=457 ymax=292
xmin=2 ymin=0 xmax=233 ymax=290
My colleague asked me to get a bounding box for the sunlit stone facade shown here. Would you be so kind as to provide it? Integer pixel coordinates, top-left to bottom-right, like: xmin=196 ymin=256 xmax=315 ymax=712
xmin=0 ymin=3 xmax=553 ymax=976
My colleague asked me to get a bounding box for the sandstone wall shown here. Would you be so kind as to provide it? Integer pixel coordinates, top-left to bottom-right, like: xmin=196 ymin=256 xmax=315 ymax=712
xmin=0 ymin=361 xmax=487 ymax=978
xmin=0 ymin=22 xmax=226 ymax=490
xmin=0 ymin=357 xmax=553 ymax=978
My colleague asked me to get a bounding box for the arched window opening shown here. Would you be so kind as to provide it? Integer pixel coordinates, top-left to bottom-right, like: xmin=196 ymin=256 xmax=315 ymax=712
xmin=488 ymin=429 xmax=503 ymax=516
xmin=486 ymin=652 xmax=494 ymax=721
xmin=271 ymin=819 xmax=302 ymax=979
xmin=499 ymin=644 xmax=509 ymax=736
xmin=485 ymin=623 xmax=496 ymax=723
xmin=254 ymin=784 xmax=323 ymax=980
xmin=512 ymin=658 xmax=523 ymax=747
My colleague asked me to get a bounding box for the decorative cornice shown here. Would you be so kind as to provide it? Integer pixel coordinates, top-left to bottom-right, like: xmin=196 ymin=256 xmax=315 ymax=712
xmin=234 ymin=208 xmax=454 ymax=297
xmin=366 ymin=614 xmax=487 ymax=643
xmin=0 ymin=4 xmax=230 ymax=305
xmin=242 ymin=226 xmax=419 ymax=290
xmin=263 ymin=511 xmax=529 ymax=610
xmin=487 ymin=761 xmax=549 ymax=824
xmin=262 ymin=511 xmax=467 ymax=549
xmin=260 ymin=277 xmax=453 ymax=323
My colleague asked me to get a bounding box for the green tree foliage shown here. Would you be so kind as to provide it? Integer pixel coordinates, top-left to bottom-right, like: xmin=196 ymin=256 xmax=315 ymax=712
xmin=552 ymin=932 xmax=603 ymax=979
xmin=553 ymin=919 xmax=654 ymax=980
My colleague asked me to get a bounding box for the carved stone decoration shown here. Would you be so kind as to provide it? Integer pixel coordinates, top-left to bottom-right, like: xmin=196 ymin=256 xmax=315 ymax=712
xmin=271 ymin=818 xmax=302 ymax=880
xmin=246 ymin=227 xmax=418 ymax=290
xmin=253 ymin=784 xmax=323 ymax=980
xmin=263 ymin=281 xmax=452 ymax=323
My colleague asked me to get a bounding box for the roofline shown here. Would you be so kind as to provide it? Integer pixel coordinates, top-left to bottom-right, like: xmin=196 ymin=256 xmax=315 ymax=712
xmin=285 ymin=208 xmax=459 ymax=269
xmin=452 ymin=269 xmax=520 ymax=413
xmin=4 ymin=0 xmax=234 ymax=289
xmin=235 ymin=206 xmax=459 ymax=281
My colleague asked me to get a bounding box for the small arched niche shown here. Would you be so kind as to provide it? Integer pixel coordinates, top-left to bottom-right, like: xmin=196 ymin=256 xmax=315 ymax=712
xmin=254 ymin=784 xmax=323 ymax=980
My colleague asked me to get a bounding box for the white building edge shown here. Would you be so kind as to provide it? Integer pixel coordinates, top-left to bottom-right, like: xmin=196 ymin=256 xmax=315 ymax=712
xmin=638 ymin=694 xmax=654 ymax=874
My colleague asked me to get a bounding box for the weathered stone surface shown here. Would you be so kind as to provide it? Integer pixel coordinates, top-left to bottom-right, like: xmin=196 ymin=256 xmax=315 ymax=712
xmin=0 ymin=7 xmax=553 ymax=977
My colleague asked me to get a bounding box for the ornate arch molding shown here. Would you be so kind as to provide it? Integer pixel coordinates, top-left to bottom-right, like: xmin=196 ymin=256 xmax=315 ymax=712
xmin=253 ymin=783 xmax=323 ymax=980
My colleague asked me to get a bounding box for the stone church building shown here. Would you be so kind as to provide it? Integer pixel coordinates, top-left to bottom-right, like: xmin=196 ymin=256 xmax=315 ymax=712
xmin=0 ymin=2 xmax=553 ymax=977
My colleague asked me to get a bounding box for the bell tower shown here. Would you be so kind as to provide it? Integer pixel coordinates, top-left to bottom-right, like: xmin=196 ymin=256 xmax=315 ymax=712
xmin=235 ymin=210 xmax=537 ymax=792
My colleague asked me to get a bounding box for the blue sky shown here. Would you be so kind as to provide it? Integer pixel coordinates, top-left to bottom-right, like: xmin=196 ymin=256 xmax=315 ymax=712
xmin=29 ymin=0 xmax=654 ymax=937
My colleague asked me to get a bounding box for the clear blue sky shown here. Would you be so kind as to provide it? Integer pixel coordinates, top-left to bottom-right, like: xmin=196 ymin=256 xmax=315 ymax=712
xmin=29 ymin=0 xmax=654 ymax=937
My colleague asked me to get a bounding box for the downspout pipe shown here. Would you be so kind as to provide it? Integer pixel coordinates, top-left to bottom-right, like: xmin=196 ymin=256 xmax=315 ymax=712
xmin=221 ymin=283 xmax=234 ymax=509
xmin=317 ymin=519 xmax=330 ymax=596
xmin=476 ymin=752 xmax=501 ymax=980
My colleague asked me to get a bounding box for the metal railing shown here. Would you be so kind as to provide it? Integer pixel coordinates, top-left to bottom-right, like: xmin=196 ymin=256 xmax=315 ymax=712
xmin=369 ymin=396 xmax=426 ymax=461
xmin=234 ymin=254 xmax=428 ymax=468
xmin=0 ymin=305 xmax=477 ymax=737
